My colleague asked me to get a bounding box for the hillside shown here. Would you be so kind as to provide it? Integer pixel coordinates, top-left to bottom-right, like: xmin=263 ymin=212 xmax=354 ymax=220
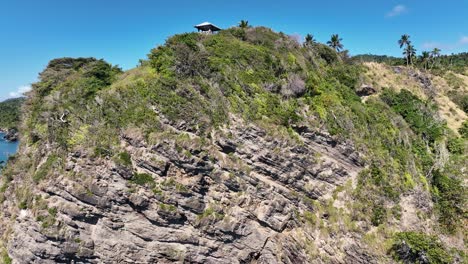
xmin=0 ymin=98 xmax=24 ymax=130
xmin=0 ymin=27 xmax=466 ymax=263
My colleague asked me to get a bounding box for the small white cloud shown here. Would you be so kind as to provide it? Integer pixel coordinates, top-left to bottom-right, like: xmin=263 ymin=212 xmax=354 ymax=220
xmin=459 ymin=36 xmax=468 ymax=44
xmin=9 ymin=85 xmax=31 ymax=98
xmin=422 ymin=35 xmax=468 ymax=51
xmin=422 ymin=42 xmax=447 ymax=50
xmin=386 ymin=5 xmax=408 ymax=17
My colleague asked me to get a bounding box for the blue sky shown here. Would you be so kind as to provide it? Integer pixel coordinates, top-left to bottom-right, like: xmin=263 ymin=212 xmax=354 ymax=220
xmin=1 ymin=0 xmax=467 ymax=100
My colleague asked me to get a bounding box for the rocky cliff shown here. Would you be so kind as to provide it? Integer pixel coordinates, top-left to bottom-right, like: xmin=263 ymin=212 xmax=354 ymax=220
xmin=0 ymin=27 xmax=465 ymax=263
xmin=6 ymin=117 xmax=368 ymax=263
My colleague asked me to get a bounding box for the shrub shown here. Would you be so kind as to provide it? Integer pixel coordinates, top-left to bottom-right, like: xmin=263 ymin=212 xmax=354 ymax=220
xmin=381 ymin=89 xmax=445 ymax=142
xmin=446 ymin=137 xmax=464 ymax=154
xmin=1 ymin=249 xmax=12 ymax=264
xmin=314 ymin=44 xmax=339 ymax=64
xmin=33 ymin=155 xmax=59 ymax=182
xmin=116 ymin=151 xmax=132 ymax=166
xmin=371 ymin=204 xmax=386 ymax=226
xmin=391 ymin=232 xmax=452 ymax=263
xmin=459 ymin=120 xmax=468 ymax=138
xmin=432 ymin=170 xmax=464 ymax=233
xmin=131 ymin=173 xmax=154 ymax=186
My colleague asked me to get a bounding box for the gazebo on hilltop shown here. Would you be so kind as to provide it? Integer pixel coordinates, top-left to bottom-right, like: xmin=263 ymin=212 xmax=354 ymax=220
xmin=194 ymin=22 xmax=221 ymax=34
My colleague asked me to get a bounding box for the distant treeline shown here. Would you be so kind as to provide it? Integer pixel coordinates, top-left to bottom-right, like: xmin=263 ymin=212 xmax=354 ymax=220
xmin=0 ymin=97 xmax=25 ymax=130
xmin=353 ymin=52 xmax=468 ymax=74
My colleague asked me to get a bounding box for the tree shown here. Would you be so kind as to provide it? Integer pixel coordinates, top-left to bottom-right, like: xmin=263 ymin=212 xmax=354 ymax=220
xmin=304 ymin=34 xmax=315 ymax=47
xmin=420 ymin=51 xmax=431 ymax=70
xmin=403 ymin=44 xmax=417 ymax=66
xmin=239 ymin=20 xmax=249 ymax=29
xmin=431 ymin=48 xmax=441 ymax=68
xmin=398 ymin=34 xmax=411 ymax=49
xmin=398 ymin=34 xmax=411 ymax=66
xmin=327 ymin=34 xmax=344 ymax=52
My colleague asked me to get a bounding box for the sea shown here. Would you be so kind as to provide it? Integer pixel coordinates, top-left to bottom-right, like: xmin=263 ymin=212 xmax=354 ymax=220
xmin=0 ymin=132 xmax=19 ymax=170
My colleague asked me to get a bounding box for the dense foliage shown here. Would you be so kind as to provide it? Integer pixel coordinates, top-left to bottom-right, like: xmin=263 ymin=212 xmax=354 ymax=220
xmin=354 ymin=52 xmax=468 ymax=75
xmin=0 ymin=98 xmax=25 ymax=129
xmin=391 ymin=232 xmax=453 ymax=263
xmin=380 ymin=89 xmax=446 ymax=143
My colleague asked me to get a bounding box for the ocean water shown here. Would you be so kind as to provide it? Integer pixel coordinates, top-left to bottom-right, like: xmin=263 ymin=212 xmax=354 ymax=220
xmin=0 ymin=132 xmax=19 ymax=167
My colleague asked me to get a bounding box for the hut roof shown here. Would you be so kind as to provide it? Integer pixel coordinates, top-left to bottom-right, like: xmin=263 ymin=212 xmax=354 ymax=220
xmin=194 ymin=22 xmax=221 ymax=31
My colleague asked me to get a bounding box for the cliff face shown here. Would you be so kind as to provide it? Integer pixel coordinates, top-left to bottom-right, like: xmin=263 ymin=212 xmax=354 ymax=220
xmin=0 ymin=27 xmax=465 ymax=263
xmin=7 ymin=117 xmax=367 ymax=263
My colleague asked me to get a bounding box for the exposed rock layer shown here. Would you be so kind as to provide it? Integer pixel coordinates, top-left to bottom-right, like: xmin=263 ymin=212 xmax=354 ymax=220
xmin=5 ymin=116 xmax=374 ymax=263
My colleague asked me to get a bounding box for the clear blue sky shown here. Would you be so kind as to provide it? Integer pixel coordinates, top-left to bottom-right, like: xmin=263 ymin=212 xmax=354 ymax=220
xmin=1 ymin=0 xmax=467 ymax=100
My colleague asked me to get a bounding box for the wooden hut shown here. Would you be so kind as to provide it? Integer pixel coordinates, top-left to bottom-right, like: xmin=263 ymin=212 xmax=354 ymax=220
xmin=194 ymin=22 xmax=221 ymax=34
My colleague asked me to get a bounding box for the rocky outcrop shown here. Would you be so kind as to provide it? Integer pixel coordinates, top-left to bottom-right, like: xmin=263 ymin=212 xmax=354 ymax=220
xmin=1 ymin=128 xmax=18 ymax=142
xmin=356 ymin=84 xmax=376 ymax=97
xmin=2 ymin=115 xmax=377 ymax=263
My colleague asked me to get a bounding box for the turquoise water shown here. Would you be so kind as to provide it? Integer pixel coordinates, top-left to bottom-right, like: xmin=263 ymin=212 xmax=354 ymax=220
xmin=0 ymin=132 xmax=19 ymax=167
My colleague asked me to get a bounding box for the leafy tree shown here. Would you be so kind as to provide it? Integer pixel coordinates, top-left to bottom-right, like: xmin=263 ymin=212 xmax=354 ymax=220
xmin=304 ymin=34 xmax=315 ymax=47
xmin=239 ymin=20 xmax=249 ymax=29
xmin=327 ymin=34 xmax=344 ymax=52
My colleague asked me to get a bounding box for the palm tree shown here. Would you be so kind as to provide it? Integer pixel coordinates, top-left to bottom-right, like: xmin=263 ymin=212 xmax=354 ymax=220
xmin=421 ymin=51 xmax=431 ymax=70
xmin=403 ymin=44 xmax=417 ymax=66
xmin=398 ymin=34 xmax=411 ymax=66
xmin=239 ymin=20 xmax=249 ymax=29
xmin=431 ymin=47 xmax=441 ymax=57
xmin=327 ymin=34 xmax=344 ymax=52
xmin=431 ymin=48 xmax=441 ymax=68
xmin=398 ymin=34 xmax=411 ymax=48
xmin=304 ymin=34 xmax=315 ymax=47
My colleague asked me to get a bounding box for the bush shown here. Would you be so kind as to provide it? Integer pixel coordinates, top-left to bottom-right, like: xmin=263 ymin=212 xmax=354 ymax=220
xmin=446 ymin=137 xmax=464 ymax=154
xmin=381 ymin=89 xmax=445 ymax=142
xmin=314 ymin=44 xmax=339 ymax=64
xmin=116 ymin=151 xmax=132 ymax=166
xmin=371 ymin=204 xmax=386 ymax=226
xmin=391 ymin=232 xmax=452 ymax=263
xmin=459 ymin=120 xmax=468 ymax=138
xmin=432 ymin=170 xmax=464 ymax=233
xmin=131 ymin=173 xmax=154 ymax=186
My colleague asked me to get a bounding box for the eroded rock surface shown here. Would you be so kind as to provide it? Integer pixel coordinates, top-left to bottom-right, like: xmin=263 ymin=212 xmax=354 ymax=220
xmin=4 ymin=117 xmax=374 ymax=263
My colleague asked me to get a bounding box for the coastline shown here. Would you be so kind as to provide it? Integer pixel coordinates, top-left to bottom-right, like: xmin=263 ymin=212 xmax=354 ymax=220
xmin=0 ymin=128 xmax=18 ymax=142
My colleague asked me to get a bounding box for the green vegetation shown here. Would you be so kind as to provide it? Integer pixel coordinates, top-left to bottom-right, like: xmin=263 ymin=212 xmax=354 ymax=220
xmin=327 ymin=34 xmax=344 ymax=52
xmin=391 ymin=232 xmax=453 ymax=263
xmin=354 ymin=52 xmax=468 ymax=75
xmin=116 ymin=151 xmax=132 ymax=166
xmin=432 ymin=170 xmax=465 ymax=233
xmin=459 ymin=120 xmax=468 ymax=138
xmin=1 ymin=25 xmax=465 ymax=261
xmin=33 ymin=155 xmax=59 ymax=182
xmin=36 ymin=206 xmax=58 ymax=228
xmin=131 ymin=173 xmax=154 ymax=186
xmin=1 ymin=249 xmax=12 ymax=264
xmin=197 ymin=207 xmax=224 ymax=220
xmin=238 ymin=20 xmax=249 ymax=29
xmin=0 ymin=98 xmax=24 ymax=129
xmin=380 ymin=89 xmax=445 ymax=143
